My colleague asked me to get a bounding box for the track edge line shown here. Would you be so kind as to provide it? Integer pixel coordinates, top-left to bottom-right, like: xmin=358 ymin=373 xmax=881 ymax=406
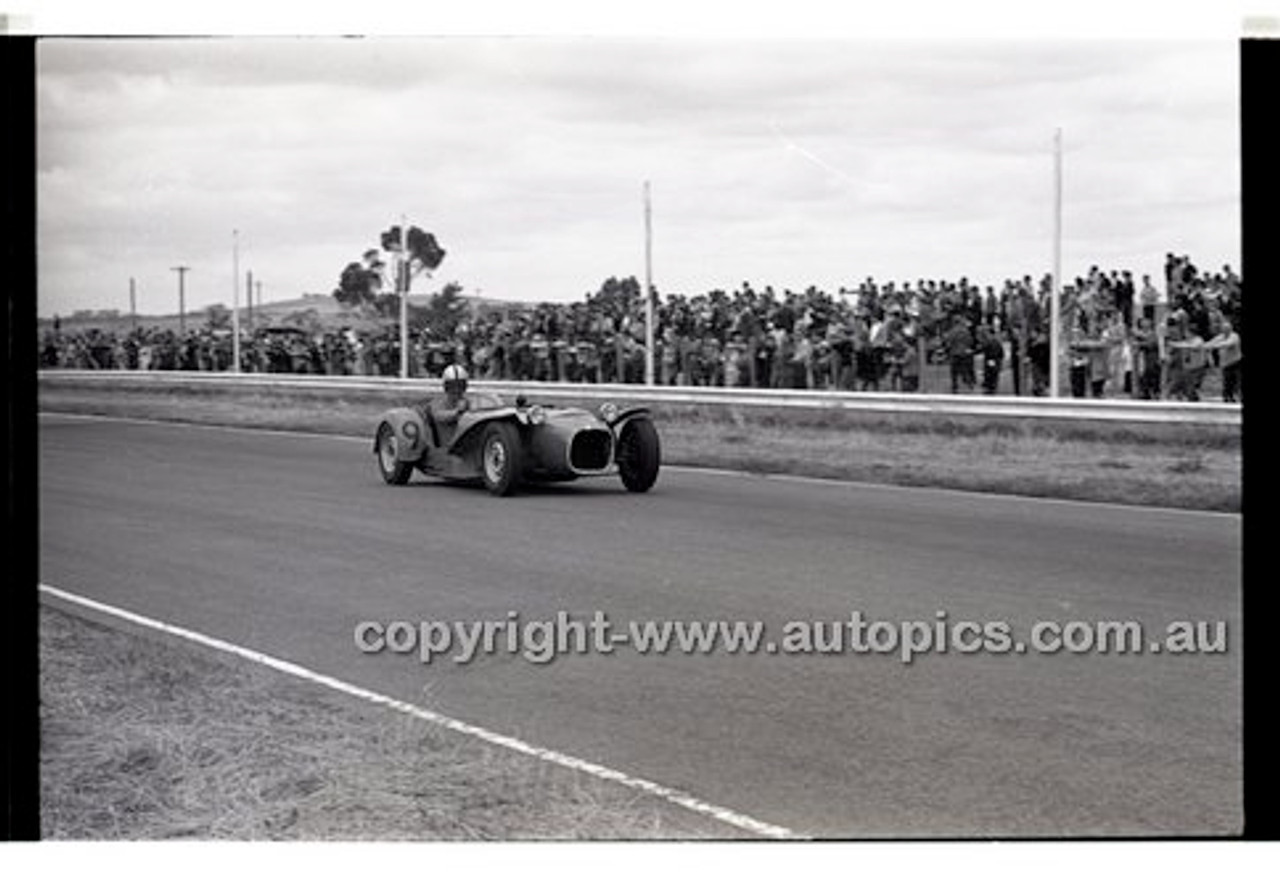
xmin=37 ymin=581 xmax=802 ymax=841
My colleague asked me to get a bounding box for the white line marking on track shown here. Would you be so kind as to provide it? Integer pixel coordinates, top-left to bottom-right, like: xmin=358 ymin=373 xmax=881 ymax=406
xmin=38 ymin=581 xmax=800 ymax=840
xmin=39 ymin=410 xmax=1240 ymax=519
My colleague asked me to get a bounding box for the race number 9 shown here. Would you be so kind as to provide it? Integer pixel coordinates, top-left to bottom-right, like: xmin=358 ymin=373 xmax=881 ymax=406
xmin=401 ymin=421 xmax=420 ymax=445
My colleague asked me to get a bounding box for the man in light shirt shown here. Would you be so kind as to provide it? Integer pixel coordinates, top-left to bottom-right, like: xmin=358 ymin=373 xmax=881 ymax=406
xmin=1204 ymin=316 xmax=1242 ymax=403
xmin=1165 ymin=311 xmax=1207 ymax=402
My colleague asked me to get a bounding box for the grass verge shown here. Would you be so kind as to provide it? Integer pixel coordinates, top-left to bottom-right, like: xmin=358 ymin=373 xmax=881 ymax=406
xmin=39 ymin=377 xmax=1241 ymax=511
xmin=39 ymin=604 xmax=717 ymax=840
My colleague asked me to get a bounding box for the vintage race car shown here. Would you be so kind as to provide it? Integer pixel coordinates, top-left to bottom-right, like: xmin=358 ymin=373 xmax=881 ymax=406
xmin=372 ymin=392 xmax=660 ymax=496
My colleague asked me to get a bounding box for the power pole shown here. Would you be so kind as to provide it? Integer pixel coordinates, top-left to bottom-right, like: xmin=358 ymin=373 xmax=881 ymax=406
xmin=246 ymin=269 xmax=254 ymax=333
xmin=129 ymin=277 xmax=137 ymax=333
xmin=400 ymin=217 xmax=409 ymax=380
xmin=170 ymin=265 xmax=190 ymax=335
xmin=232 ymin=230 xmax=241 ymax=373
xmin=644 ymin=180 xmax=654 ymax=386
xmin=1050 ymin=128 xmax=1063 ymax=399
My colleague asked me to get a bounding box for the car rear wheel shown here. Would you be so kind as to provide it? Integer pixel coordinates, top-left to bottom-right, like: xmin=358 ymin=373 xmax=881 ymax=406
xmin=617 ymin=417 xmax=660 ymax=493
xmin=480 ymin=422 xmax=522 ymax=496
xmin=375 ymin=422 xmax=413 ymax=485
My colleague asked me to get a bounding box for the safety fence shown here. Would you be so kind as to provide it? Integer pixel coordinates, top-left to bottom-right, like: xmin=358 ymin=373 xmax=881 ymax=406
xmin=38 ymin=370 xmax=1241 ymax=426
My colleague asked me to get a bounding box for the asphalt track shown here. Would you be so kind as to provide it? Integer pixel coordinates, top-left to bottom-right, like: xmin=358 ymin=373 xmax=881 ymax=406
xmin=38 ymin=414 xmax=1242 ymax=837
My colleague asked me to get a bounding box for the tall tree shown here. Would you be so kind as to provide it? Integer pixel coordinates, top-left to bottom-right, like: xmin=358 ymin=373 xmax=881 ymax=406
xmin=332 ymin=249 xmax=386 ymax=312
xmin=586 ymin=276 xmax=642 ymax=319
xmin=333 ymin=226 xmax=446 ymax=317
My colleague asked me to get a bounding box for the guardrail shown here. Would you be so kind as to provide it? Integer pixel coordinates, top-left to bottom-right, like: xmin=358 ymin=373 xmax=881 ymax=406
xmin=38 ymin=369 xmax=1241 ymax=426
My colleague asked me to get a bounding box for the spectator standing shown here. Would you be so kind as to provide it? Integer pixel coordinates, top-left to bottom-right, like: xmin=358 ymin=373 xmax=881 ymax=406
xmin=771 ymin=325 xmax=792 ymax=389
xmin=1204 ymin=316 xmax=1242 ymax=402
xmin=852 ymin=319 xmax=877 ymax=391
xmin=1102 ymin=313 xmax=1128 ymax=396
xmin=944 ymin=316 xmax=975 ymax=394
xmin=1067 ymin=328 xmax=1091 ymax=398
xmin=792 ymin=331 xmax=813 ymax=389
xmin=868 ymin=311 xmax=890 ymax=390
xmin=1132 ymin=317 xmax=1162 ymax=399
xmin=723 ymin=335 xmax=746 ymax=388
xmin=1028 ymin=328 xmax=1051 ymax=396
xmin=898 ymin=318 xmax=921 ymax=393
xmin=1165 ymin=311 xmax=1207 ymax=401
xmin=977 ymin=323 xmax=1004 ymax=395
xmin=659 ymin=327 xmax=678 ymax=385
xmin=1116 ymin=271 xmax=1135 ymax=329
xmin=578 ymin=339 xmax=600 ymax=383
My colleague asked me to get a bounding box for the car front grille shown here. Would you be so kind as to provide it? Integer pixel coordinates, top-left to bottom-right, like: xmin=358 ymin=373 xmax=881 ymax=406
xmin=570 ymin=429 xmax=613 ymax=471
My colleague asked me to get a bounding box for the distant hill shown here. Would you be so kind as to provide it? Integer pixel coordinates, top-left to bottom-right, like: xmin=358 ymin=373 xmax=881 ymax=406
xmin=38 ymin=291 xmax=533 ymax=334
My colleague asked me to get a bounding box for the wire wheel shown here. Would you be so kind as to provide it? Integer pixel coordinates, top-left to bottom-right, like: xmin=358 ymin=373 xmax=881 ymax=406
xmin=480 ymin=422 xmax=522 ymax=496
xmin=375 ymin=422 xmax=413 ymax=485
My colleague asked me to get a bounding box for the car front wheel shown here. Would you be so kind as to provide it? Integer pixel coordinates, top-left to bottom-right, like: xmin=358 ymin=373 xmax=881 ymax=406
xmin=617 ymin=417 xmax=660 ymax=493
xmin=480 ymin=422 xmax=523 ymax=496
xmin=375 ymin=422 xmax=414 ymax=486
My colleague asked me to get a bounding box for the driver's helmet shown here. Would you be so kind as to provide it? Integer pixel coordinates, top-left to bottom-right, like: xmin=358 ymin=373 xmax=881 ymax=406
xmin=442 ymin=363 xmax=469 ymax=397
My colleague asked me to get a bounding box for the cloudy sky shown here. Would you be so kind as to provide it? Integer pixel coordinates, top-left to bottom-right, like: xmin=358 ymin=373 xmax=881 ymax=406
xmin=36 ymin=33 xmax=1240 ymax=317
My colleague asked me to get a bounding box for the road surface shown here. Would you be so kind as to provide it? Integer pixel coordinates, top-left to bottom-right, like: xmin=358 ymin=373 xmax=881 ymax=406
xmin=38 ymin=414 xmax=1242 ymax=837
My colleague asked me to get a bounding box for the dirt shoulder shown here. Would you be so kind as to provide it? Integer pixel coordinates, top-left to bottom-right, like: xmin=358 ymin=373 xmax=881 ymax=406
xmin=39 ymin=603 xmax=720 ymax=840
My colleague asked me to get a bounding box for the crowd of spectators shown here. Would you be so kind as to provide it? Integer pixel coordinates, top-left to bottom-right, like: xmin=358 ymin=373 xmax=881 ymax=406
xmin=1061 ymin=255 xmax=1242 ymax=402
xmin=39 ymin=254 xmax=1242 ymax=401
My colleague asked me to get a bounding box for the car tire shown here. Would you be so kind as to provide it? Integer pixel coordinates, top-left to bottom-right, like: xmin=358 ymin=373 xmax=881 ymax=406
xmin=617 ymin=417 xmax=660 ymax=493
xmin=375 ymin=422 xmax=414 ymax=486
xmin=480 ymin=422 xmax=522 ymax=496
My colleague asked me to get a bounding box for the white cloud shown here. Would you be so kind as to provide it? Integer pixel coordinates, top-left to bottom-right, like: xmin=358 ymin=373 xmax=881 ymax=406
xmin=36 ymin=37 xmax=1240 ymax=317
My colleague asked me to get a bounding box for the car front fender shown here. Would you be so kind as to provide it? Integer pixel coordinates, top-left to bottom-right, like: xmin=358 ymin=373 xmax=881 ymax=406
xmin=376 ymin=407 xmax=430 ymax=462
xmin=446 ymin=409 xmax=523 ymax=456
xmin=608 ymin=406 xmax=652 ymax=432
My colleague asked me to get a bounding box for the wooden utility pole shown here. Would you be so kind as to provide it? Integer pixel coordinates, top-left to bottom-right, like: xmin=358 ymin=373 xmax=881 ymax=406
xmin=644 ymin=181 xmax=654 ymax=386
xmin=400 ymin=217 xmax=409 ymax=379
xmin=232 ymin=230 xmax=241 ymax=372
xmin=1050 ymin=128 xmax=1063 ymax=399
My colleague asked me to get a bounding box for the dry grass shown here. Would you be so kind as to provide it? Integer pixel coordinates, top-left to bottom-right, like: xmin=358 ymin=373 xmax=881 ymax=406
xmin=39 ymin=377 xmax=1240 ymax=511
xmin=39 ymin=605 xmax=715 ymax=840
xmin=658 ymin=419 xmax=1240 ymax=511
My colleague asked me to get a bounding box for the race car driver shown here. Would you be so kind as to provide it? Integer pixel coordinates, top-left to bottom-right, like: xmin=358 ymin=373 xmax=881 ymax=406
xmin=419 ymin=364 xmax=472 ymax=446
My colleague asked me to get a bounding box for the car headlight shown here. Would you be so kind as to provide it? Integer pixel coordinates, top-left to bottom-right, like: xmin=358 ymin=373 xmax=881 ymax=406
xmin=528 ymin=404 xmax=546 ymax=425
xmin=599 ymin=402 xmax=618 ymax=423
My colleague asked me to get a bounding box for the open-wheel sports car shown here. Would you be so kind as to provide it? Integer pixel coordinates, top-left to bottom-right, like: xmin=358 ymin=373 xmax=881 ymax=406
xmin=372 ymin=392 xmax=660 ymax=496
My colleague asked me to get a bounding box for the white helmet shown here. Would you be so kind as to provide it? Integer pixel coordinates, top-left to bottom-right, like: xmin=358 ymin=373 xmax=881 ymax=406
xmin=442 ymin=363 xmax=469 ymax=396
